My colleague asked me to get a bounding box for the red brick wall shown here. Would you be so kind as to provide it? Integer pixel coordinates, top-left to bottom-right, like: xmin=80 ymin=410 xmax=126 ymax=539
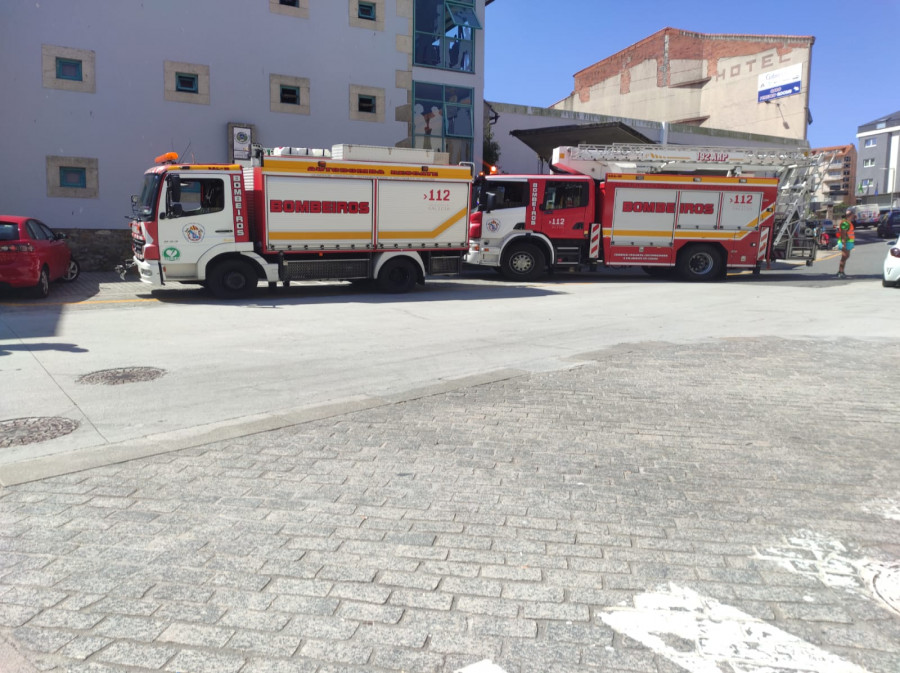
xmin=575 ymin=28 xmax=813 ymax=102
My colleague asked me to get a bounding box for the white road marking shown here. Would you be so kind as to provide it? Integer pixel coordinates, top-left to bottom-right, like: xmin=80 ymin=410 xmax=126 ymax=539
xmin=455 ymin=661 xmax=509 ymax=673
xmin=862 ymin=498 xmax=900 ymax=521
xmin=599 ymin=584 xmax=870 ymax=672
xmin=753 ymin=531 xmax=866 ymax=592
xmin=753 ymin=530 xmax=900 ymax=615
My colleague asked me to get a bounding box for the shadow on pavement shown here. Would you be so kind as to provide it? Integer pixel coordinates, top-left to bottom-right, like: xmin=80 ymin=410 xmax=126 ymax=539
xmin=143 ymin=277 xmax=565 ymax=307
xmin=0 ymin=342 xmax=89 ymax=356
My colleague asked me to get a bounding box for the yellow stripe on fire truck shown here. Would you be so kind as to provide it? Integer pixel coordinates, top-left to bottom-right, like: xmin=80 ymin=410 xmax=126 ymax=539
xmin=379 ymin=207 xmax=468 ymax=240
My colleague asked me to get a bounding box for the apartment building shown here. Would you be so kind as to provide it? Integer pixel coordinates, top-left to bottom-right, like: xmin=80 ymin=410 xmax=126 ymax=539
xmin=856 ymin=110 xmax=900 ymax=208
xmin=1 ymin=0 xmax=486 ymax=263
xmin=811 ymin=145 xmax=856 ymax=214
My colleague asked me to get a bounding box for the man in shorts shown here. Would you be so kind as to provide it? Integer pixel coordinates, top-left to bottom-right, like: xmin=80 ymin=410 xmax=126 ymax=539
xmin=836 ymin=210 xmax=855 ymax=279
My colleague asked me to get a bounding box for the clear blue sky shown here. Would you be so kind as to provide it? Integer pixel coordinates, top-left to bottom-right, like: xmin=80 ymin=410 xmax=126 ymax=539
xmin=484 ymin=0 xmax=899 ymax=149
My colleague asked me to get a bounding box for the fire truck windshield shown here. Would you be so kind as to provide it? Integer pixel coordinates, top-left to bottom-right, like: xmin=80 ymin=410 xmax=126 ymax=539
xmin=133 ymin=174 xmax=162 ymax=221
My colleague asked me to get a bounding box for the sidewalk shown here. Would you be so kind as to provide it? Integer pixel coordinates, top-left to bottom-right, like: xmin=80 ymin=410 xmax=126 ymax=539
xmin=1 ymin=336 xmax=898 ymax=672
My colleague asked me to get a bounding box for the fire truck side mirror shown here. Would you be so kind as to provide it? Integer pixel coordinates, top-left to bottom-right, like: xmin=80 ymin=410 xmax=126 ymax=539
xmin=485 ymin=192 xmax=497 ymax=212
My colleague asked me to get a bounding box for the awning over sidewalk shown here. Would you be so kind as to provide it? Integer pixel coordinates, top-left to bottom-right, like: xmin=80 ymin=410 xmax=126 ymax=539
xmin=510 ymin=121 xmax=655 ymax=163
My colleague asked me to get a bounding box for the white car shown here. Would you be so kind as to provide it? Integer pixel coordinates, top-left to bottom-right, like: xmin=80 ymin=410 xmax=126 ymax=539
xmin=885 ymin=236 xmax=900 ymax=287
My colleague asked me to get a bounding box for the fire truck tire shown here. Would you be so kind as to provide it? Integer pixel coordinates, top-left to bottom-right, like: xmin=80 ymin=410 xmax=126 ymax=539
xmin=376 ymin=257 xmax=418 ymax=293
xmin=501 ymin=243 xmax=545 ymax=281
xmin=32 ymin=267 xmax=50 ymax=299
xmin=208 ymin=259 xmax=258 ymax=299
xmin=676 ymin=244 xmax=723 ymax=282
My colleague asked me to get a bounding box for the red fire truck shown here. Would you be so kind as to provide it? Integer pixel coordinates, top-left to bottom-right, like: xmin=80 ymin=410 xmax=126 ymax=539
xmin=121 ymin=144 xmax=472 ymax=298
xmin=466 ymin=144 xmax=825 ymax=281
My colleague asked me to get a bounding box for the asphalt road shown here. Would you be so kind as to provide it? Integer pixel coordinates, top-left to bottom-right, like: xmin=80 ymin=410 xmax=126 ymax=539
xmin=0 ymin=231 xmax=898 ymax=672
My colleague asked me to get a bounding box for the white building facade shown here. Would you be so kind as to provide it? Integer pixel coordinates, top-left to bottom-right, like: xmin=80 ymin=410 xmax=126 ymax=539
xmin=1 ymin=0 xmax=485 ymax=242
xmin=856 ymin=111 xmax=900 ymax=209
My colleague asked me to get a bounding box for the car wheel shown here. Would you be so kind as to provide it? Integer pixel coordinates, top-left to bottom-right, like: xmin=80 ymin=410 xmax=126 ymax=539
xmin=61 ymin=258 xmax=80 ymax=282
xmin=884 ymin=278 xmax=898 ymax=288
xmin=501 ymin=242 xmax=546 ymax=281
xmin=207 ymin=259 xmax=258 ymax=299
xmin=32 ymin=267 xmax=51 ymax=299
xmin=676 ymin=244 xmax=724 ymax=282
xmin=376 ymin=257 xmax=418 ymax=293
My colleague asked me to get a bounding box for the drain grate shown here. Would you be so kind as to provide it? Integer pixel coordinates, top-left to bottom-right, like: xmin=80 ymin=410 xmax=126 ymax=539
xmin=76 ymin=367 xmax=166 ymax=385
xmin=0 ymin=417 xmax=80 ymax=448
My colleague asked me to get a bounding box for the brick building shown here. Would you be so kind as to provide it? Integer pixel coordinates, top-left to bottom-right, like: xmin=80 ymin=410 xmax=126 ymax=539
xmin=551 ymin=28 xmax=814 ymax=141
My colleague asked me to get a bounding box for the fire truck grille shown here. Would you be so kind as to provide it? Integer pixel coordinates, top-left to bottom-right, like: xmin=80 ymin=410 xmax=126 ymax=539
xmin=428 ymin=255 xmax=461 ymax=275
xmin=284 ymin=259 xmax=370 ymax=281
xmin=132 ymin=239 xmax=145 ymax=261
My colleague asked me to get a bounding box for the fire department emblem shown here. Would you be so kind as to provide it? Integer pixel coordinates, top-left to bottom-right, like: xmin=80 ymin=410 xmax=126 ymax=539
xmin=486 ymin=217 xmax=501 ymax=233
xmin=182 ymin=223 xmax=205 ymax=243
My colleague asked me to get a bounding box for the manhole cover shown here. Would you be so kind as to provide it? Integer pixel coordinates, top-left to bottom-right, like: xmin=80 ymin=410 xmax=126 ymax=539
xmin=0 ymin=417 xmax=80 ymax=448
xmin=76 ymin=367 xmax=166 ymax=385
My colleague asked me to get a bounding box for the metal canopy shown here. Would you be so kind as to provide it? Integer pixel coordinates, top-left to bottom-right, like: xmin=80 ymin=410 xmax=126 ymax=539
xmin=509 ymin=122 xmax=655 ymax=163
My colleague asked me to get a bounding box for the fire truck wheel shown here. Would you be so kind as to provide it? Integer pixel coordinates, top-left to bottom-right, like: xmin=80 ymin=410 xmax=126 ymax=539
xmin=376 ymin=257 xmax=418 ymax=293
xmin=676 ymin=244 xmax=723 ymax=282
xmin=501 ymin=243 xmax=545 ymax=281
xmin=208 ymin=259 xmax=258 ymax=299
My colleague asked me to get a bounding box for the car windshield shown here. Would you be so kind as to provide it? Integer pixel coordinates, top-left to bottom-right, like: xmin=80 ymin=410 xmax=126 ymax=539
xmin=134 ymin=174 xmax=162 ymax=221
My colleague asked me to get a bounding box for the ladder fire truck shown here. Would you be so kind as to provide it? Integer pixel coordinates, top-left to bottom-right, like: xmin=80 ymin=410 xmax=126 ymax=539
xmin=466 ymin=143 xmax=830 ymax=281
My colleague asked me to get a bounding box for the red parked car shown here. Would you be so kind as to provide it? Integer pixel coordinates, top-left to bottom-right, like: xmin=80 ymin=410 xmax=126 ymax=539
xmin=0 ymin=215 xmax=80 ymax=298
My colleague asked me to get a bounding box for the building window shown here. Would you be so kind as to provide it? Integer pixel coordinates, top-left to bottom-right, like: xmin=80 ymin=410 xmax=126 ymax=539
xmin=864 ymin=158 xmax=876 ymax=168
xmin=414 ymin=0 xmax=481 ymax=72
xmin=164 ymin=61 xmax=210 ymax=105
xmin=358 ymin=1 xmax=376 ymax=19
xmin=56 ymin=58 xmax=83 ymax=81
xmin=349 ymin=0 xmax=383 ymax=30
xmin=280 ymin=85 xmax=300 ymax=105
xmin=412 ymin=82 xmax=473 ymax=163
xmin=349 ymin=84 xmax=384 ymax=122
xmin=59 ymin=166 xmax=86 ymax=189
xmin=358 ymin=94 xmax=377 ymax=114
xmin=271 ymin=75 xmax=310 ymax=115
xmin=175 ymin=73 xmax=199 ymax=93
xmin=46 ymin=156 xmax=99 ymax=199
xmin=270 ymin=0 xmax=308 ymax=18
xmin=865 ymin=138 xmax=877 ymax=148
xmin=42 ymin=45 xmax=95 ymax=93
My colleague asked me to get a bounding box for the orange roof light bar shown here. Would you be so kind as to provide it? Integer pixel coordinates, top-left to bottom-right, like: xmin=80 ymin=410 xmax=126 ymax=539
xmin=155 ymin=152 xmax=179 ymax=165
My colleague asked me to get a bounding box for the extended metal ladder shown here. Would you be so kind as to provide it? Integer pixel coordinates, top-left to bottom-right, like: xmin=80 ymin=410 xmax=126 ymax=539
xmin=552 ymin=144 xmax=834 ymax=264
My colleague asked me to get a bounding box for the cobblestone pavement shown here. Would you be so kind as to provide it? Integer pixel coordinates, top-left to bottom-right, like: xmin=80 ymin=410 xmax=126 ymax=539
xmin=1 ymin=337 xmax=899 ymax=673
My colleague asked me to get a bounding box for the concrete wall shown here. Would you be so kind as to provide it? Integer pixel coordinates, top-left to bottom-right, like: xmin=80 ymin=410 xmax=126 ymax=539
xmin=1 ymin=0 xmax=485 ymax=241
